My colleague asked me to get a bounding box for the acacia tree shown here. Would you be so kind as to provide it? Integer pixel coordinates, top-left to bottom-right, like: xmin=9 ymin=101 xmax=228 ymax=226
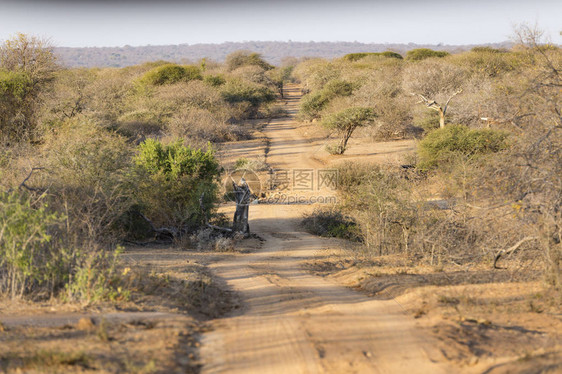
xmin=322 ymin=107 xmax=376 ymax=154
xmin=0 ymin=33 xmax=57 ymax=87
xmin=403 ymin=59 xmax=466 ymax=129
xmin=0 ymin=33 xmax=57 ymax=141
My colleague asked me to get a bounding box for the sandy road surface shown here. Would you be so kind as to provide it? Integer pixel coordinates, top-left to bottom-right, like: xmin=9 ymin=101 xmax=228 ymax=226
xmin=200 ymin=85 xmax=450 ymax=373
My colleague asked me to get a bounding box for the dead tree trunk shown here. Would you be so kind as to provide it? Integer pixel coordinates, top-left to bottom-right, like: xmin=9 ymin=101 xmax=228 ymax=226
xmin=412 ymin=89 xmax=462 ymax=129
xmin=232 ymin=180 xmax=251 ymax=236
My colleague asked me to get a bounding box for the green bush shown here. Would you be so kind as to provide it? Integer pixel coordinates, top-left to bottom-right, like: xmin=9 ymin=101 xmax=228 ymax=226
xmin=65 ymin=248 xmax=126 ymax=302
xmin=300 ymin=91 xmax=330 ymax=119
xmin=322 ymin=79 xmax=354 ymax=97
xmin=133 ymin=139 xmax=221 ymax=229
xmin=343 ymin=51 xmax=403 ymax=61
xmin=417 ymin=125 xmax=510 ymax=171
xmin=140 ymin=64 xmax=202 ymax=85
xmin=0 ymin=69 xmax=34 ymax=140
xmin=406 ymin=48 xmax=450 ymax=61
xmin=0 ymin=190 xmax=124 ymax=302
xmin=299 ymin=79 xmax=355 ymax=119
xmin=203 ymin=74 xmax=226 ymax=87
xmin=0 ymin=192 xmax=63 ymax=298
xmin=471 ymin=46 xmax=504 ymax=54
xmin=220 ymin=79 xmax=276 ymax=117
xmin=302 ymin=208 xmax=361 ymax=241
xmin=225 ymin=51 xmax=274 ymax=71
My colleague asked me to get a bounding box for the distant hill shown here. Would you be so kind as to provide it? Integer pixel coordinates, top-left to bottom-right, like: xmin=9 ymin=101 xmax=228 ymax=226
xmin=54 ymin=41 xmax=514 ymax=68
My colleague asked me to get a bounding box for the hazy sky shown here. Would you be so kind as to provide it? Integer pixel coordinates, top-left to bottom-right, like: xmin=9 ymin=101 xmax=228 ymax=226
xmin=0 ymin=0 xmax=560 ymax=47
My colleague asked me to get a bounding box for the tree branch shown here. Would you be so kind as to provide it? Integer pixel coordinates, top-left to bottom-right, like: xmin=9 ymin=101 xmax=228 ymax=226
xmin=443 ymin=89 xmax=462 ymax=115
xmin=493 ymin=236 xmax=538 ymax=269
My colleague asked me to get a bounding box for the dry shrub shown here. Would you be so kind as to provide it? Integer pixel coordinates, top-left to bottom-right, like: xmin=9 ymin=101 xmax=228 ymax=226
xmin=156 ymin=80 xmax=225 ymax=112
xmin=40 ymin=118 xmax=135 ymax=242
xmin=87 ymin=68 xmax=137 ymax=126
xmin=167 ymin=107 xmax=247 ymax=142
xmin=190 ymin=228 xmax=243 ymax=252
xmin=302 ymin=208 xmax=360 ymax=241
xmin=333 ymin=161 xmax=537 ymax=269
xmin=402 ymin=59 xmax=467 ymax=102
xmin=230 ymin=65 xmax=269 ymax=85
xmin=293 ymin=58 xmax=342 ymax=91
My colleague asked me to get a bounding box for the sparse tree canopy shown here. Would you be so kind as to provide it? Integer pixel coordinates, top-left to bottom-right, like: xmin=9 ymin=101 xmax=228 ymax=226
xmin=322 ymin=107 xmax=376 ymax=154
xmin=0 ymin=33 xmax=57 ymax=84
xmin=0 ymin=33 xmax=57 ymax=141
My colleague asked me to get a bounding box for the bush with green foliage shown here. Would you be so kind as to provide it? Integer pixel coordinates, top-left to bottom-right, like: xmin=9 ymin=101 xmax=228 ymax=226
xmin=299 ymin=79 xmax=355 ymax=119
xmin=300 ymin=91 xmax=330 ymax=119
xmin=133 ymin=139 xmax=221 ymax=229
xmin=220 ymin=79 xmax=276 ymax=118
xmin=302 ymin=208 xmax=360 ymax=241
xmin=417 ymin=125 xmax=509 ymax=171
xmin=0 ymin=69 xmax=34 ymax=140
xmin=406 ymin=48 xmax=450 ymax=61
xmin=322 ymin=79 xmax=355 ymax=97
xmin=343 ymin=51 xmax=403 ymax=61
xmin=225 ymin=51 xmax=274 ymax=71
xmin=140 ymin=64 xmax=202 ymax=85
xmin=0 ymin=191 xmax=64 ymax=298
xmin=203 ymin=74 xmax=226 ymax=87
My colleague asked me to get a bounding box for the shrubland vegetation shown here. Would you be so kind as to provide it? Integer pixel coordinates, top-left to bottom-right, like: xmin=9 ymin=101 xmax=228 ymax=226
xmin=1 ymin=25 xmax=559 ymax=305
xmin=0 ymin=33 xmax=287 ymax=301
xmin=296 ymin=26 xmax=561 ymax=288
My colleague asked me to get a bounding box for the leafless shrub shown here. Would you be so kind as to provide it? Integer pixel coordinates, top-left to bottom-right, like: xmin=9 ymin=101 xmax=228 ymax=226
xmin=230 ymin=65 xmax=269 ymax=85
xmin=167 ymin=107 xmax=248 ymax=142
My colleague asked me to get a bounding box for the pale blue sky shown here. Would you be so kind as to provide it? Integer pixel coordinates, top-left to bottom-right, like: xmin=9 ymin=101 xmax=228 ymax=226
xmin=0 ymin=1 xmax=560 ymax=47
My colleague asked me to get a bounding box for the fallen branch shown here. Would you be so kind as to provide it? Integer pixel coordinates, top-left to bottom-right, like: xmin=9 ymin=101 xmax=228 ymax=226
xmin=18 ymin=167 xmax=45 ymax=192
xmin=493 ymin=236 xmax=538 ymax=269
xmin=137 ymin=212 xmax=178 ymax=239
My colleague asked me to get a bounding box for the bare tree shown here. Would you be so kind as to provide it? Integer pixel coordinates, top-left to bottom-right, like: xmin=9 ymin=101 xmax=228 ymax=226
xmin=412 ymin=89 xmax=462 ymax=128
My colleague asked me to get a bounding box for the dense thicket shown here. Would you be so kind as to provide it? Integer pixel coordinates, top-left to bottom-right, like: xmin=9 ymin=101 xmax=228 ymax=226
xmin=0 ymin=37 xmax=287 ymax=300
xmin=296 ymin=27 xmax=561 ymax=286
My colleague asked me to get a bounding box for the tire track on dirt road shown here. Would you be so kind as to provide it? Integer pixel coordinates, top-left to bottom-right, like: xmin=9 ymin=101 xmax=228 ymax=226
xmin=200 ymin=84 xmax=451 ymax=373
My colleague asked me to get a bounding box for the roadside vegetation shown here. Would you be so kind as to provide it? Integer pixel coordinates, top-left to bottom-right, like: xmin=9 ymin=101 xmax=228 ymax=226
xmin=0 ymin=33 xmax=285 ymax=302
xmin=297 ymin=26 xmax=561 ymax=291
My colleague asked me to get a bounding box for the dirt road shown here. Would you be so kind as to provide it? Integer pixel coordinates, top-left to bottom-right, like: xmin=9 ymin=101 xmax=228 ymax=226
xmin=200 ymin=85 xmax=450 ymax=373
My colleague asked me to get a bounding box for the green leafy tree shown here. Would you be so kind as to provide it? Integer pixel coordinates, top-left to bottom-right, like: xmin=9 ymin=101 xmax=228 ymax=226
xmin=322 ymin=107 xmax=376 ymax=154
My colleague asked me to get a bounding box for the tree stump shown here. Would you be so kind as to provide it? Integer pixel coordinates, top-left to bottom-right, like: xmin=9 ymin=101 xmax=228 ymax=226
xmin=232 ymin=179 xmax=251 ymax=236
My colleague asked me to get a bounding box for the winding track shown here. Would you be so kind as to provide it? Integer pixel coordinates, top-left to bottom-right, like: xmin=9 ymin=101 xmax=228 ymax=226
xmin=200 ymin=85 xmax=450 ymax=373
